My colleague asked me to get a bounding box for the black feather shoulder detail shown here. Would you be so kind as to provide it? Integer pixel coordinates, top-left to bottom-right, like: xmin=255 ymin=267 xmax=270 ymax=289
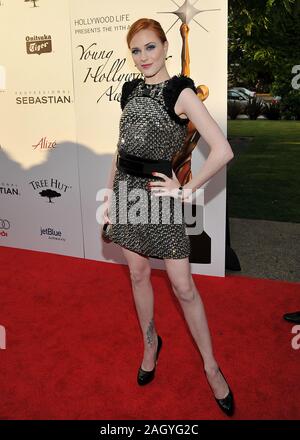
xmin=163 ymin=74 xmax=198 ymax=125
xmin=120 ymin=78 xmax=143 ymax=111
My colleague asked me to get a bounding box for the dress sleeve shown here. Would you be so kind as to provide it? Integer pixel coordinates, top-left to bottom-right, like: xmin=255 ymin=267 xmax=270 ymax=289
xmin=163 ymin=74 xmax=198 ymax=125
xmin=120 ymin=78 xmax=142 ymax=111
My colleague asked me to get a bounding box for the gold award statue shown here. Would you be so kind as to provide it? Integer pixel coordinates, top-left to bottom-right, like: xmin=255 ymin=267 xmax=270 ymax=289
xmin=158 ymin=0 xmax=220 ymax=185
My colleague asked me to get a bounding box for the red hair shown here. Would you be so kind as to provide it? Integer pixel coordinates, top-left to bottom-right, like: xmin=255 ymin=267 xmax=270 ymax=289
xmin=126 ymin=18 xmax=167 ymax=48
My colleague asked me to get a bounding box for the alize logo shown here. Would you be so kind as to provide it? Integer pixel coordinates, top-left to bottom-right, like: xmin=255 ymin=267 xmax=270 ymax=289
xmin=26 ymin=34 xmax=52 ymax=55
xmin=32 ymin=137 xmax=56 ymax=151
xmin=24 ymin=0 xmax=40 ymax=8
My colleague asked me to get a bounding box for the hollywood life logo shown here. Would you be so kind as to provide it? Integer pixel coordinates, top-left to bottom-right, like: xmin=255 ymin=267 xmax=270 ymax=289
xmin=15 ymin=89 xmax=72 ymax=105
xmin=32 ymin=137 xmax=56 ymax=151
xmin=0 ymin=219 xmax=10 ymax=238
xmin=26 ymin=34 xmax=52 ymax=55
xmin=0 ymin=181 xmax=20 ymax=196
xmin=29 ymin=178 xmax=72 ymax=203
xmin=40 ymin=226 xmax=66 ymax=241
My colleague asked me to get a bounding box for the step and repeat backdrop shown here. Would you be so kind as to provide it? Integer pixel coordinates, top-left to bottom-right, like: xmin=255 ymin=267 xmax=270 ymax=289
xmin=0 ymin=0 xmax=228 ymax=276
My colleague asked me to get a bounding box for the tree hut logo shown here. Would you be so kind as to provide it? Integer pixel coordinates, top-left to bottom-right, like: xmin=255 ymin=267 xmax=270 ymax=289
xmin=24 ymin=0 xmax=40 ymax=8
xmin=26 ymin=34 xmax=52 ymax=55
xmin=29 ymin=178 xmax=72 ymax=203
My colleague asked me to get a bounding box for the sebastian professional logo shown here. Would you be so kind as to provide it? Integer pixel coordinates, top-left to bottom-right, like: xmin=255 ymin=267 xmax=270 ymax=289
xmin=29 ymin=178 xmax=72 ymax=203
xmin=0 ymin=182 xmax=20 ymax=196
xmin=26 ymin=34 xmax=52 ymax=55
xmin=15 ymin=89 xmax=72 ymax=105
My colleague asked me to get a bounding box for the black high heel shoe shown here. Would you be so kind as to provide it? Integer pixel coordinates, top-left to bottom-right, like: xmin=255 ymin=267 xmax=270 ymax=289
xmin=214 ymin=368 xmax=234 ymax=417
xmin=137 ymin=334 xmax=162 ymax=386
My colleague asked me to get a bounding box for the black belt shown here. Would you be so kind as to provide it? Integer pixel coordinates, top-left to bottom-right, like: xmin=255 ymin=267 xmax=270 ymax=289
xmin=116 ymin=151 xmax=173 ymax=178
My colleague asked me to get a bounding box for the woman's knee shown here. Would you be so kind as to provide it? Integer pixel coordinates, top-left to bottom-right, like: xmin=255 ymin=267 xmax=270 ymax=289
xmin=171 ymin=278 xmax=195 ymax=302
xmin=129 ymin=263 xmax=151 ymax=285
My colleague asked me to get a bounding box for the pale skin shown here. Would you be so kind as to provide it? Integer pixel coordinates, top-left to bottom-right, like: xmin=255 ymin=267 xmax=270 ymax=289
xmin=103 ymin=28 xmax=234 ymax=400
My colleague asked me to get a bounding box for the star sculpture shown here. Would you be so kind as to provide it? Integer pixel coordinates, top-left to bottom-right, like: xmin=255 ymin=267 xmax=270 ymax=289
xmin=158 ymin=0 xmax=220 ymax=33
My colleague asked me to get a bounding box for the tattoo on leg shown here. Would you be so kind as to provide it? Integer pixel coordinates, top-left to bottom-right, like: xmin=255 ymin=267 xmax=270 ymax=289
xmin=146 ymin=318 xmax=155 ymax=346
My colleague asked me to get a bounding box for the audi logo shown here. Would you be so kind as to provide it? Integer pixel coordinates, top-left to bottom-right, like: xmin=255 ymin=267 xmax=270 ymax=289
xmin=0 ymin=219 xmax=10 ymax=229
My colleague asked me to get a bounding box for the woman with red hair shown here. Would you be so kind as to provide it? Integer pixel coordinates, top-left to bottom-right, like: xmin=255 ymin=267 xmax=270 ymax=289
xmin=103 ymin=18 xmax=235 ymax=416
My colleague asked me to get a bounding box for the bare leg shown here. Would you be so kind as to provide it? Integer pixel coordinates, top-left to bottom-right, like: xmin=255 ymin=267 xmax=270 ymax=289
xmin=164 ymin=257 xmax=229 ymax=399
xmin=121 ymin=246 xmax=158 ymax=371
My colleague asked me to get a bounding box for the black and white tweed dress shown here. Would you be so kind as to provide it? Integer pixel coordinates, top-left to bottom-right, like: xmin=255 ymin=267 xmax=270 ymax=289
xmin=105 ymin=74 xmax=198 ymax=259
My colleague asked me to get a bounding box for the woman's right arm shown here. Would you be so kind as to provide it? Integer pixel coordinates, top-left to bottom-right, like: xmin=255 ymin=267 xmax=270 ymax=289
xmin=105 ymin=148 xmax=118 ymax=192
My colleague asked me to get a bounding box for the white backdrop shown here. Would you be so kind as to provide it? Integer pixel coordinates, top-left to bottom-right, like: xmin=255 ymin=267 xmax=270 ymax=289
xmin=0 ymin=0 xmax=228 ymax=277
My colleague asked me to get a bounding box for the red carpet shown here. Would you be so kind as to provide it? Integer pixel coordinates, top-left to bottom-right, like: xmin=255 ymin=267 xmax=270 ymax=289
xmin=0 ymin=245 xmax=299 ymax=420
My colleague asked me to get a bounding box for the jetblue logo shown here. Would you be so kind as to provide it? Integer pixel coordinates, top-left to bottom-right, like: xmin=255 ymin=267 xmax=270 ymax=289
xmin=40 ymin=227 xmax=66 ymax=241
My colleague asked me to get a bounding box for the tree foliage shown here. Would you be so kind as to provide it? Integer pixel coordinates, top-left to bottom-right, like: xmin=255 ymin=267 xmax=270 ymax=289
xmin=228 ymin=0 xmax=300 ymax=93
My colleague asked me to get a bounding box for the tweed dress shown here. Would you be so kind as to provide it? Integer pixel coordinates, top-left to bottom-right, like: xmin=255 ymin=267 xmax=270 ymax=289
xmin=105 ymin=74 xmax=198 ymax=259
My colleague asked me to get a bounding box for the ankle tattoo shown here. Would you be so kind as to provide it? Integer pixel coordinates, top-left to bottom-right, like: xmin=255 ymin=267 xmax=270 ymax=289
xmin=146 ymin=318 xmax=155 ymax=347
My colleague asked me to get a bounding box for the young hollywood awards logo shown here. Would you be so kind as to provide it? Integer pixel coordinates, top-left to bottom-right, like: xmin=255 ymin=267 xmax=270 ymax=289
xmin=29 ymin=178 xmax=72 ymax=203
xmin=26 ymin=34 xmax=52 ymax=55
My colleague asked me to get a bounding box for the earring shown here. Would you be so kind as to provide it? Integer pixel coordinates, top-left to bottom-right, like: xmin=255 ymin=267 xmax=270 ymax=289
xmin=165 ymin=55 xmax=172 ymax=60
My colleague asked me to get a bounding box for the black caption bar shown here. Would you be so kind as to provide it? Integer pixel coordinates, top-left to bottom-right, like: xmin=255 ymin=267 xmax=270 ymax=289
xmin=0 ymin=420 xmax=299 ymax=439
